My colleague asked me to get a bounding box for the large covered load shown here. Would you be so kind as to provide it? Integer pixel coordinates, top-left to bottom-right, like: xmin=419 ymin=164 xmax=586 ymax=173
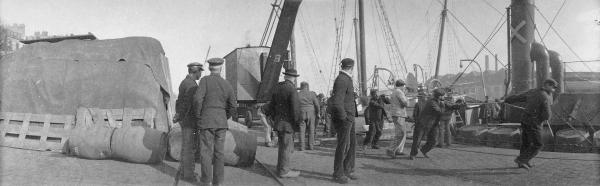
xmin=0 ymin=37 xmax=173 ymax=132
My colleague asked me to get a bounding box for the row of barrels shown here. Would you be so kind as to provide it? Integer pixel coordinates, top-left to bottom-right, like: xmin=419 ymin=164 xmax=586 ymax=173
xmin=64 ymin=120 xmax=257 ymax=165
xmin=456 ymin=125 xmax=600 ymax=153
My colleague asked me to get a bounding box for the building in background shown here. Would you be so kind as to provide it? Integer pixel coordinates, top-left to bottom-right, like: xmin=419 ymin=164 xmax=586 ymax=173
xmin=1 ymin=23 xmax=26 ymax=56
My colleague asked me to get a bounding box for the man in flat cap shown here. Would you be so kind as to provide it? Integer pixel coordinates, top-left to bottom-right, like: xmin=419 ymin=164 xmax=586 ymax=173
xmin=330 ymin=58 xmax=359 ymax=184
xmin=409 ymin=88 xmax=463 ymax=160
xmin=386 ymin=79 xmax=409 ymax=158
xmin=298 ymin=81 xmax=320 ymax=150
xmin=503 ymin=78 xmax=558 ymax=170
xmin=174 ymin=62 xmax=203 ymax=182
xmin=194 ymin=57 xmax=236 ymax=186
xmin=268 ymin=68 xmax=302 ymax=178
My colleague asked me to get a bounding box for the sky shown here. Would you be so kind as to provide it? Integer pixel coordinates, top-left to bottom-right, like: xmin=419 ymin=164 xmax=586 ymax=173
xmin=1 ymin=0 xmax=599 ymax=95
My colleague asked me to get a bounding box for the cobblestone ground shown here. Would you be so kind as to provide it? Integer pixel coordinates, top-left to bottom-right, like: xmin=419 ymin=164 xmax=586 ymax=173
xmin=1 ymin=123 xmax=599 ymax=186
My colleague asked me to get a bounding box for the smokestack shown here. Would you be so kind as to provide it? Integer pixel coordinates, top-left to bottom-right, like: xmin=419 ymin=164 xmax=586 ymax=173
xmin=485 ymin=55 xmax=490 ymax=72
xmin=510 ymin=0 xmax=535 ymax=93
xmin=495 ymin=54 xmax=498 ymax=71
xmin=531 ymin=42 xmax=550 ymax=88
xmin=548 ymin=50 xmax=564 ymax=93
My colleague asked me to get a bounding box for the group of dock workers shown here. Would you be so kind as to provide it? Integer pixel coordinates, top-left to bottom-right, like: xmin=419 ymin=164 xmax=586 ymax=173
xmin=174 ymin=56 xmax=559 ymax=185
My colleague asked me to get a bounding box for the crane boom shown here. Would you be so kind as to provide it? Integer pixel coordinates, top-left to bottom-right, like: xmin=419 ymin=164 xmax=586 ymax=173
xmin=256 ymin=0 xmax=302 ymax=101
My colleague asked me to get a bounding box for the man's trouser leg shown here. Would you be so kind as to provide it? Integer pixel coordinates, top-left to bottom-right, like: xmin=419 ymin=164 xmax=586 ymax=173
xmin=443 ymin=120 xmax=452 ymax=146
xmin=390 ymin=116 xmax=407 ymax=153
xmin=333 ymin=115 xmax=355 ymax=177
xmin=259 ymin=113 xmax=272 ymax=143
xmin=421 ymin=123 xmax=440 ymax=154
xmin=299 ymin=115 xmax=307 ymax=150
xmin=307 ymin=112 xmax=316 ymax=149
xmin=520 ymin=122 xmax=543 ymax=163
xmin=199 ymin=128 xmax=224 ymax=184
xmin=213 ymin=129 xmax=226 ymax=185
xmin=181 ymin=124 xmax=196 ymax=179
xmin=372 ymin=120 xmax=383 ymax=146
xmin=277 ymin=131 xmax=294 ymax=175
xmin=410 ymin=124 xmax=425 ymax=156
xmin=363 ymin=123 xmax=375 ymax=146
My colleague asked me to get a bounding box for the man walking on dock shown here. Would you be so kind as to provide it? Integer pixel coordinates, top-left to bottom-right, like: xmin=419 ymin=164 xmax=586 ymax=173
xmin=504 ymin=79 xmax=558 ymax=170
xmin=387 ymin=80 xmax=409 ymax=158
xmin=330 ymin=58 xmax=359 ymax=184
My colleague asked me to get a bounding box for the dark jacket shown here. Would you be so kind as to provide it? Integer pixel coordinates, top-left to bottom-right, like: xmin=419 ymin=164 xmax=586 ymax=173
xmin=504 ymin=88 xmax=553 ymax=123
xmin=175 ymin=75 xmax=198 ymax=127
xmin=330 ymin=72 xmax=357 ymax=122
xmin=269 ymin=80 xmax=301 ymax=133
xmin=194 ymin=74 xmax=237 ymax=129
xmin=418 ymin=97 xmax=461 ymax=128
xmin=298 ymin=89 xmax=320 ymax=114
xmin=367 ymin=96 xmax=389 ymax=122
xmin=412 ymin=99 xmax=427 ymax=123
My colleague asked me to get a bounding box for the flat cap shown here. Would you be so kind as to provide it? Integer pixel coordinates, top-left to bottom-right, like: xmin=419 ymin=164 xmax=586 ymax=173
xmin=283 ymin=68 xmax=300 ymax=77
xmin=432 ymin=88 xmax=446 ymax=97
xmin=543 ymin=78 xmax=558 ymax=88
xmin=187 ymin=62 xmax=203 ymax=68
xmin=341 ymin=58 xmax=355 ymax=67
xmin=207 ymin=58 xmax=225 ymax=66
xmin=395 ymin=79 xmax=406 ymax=87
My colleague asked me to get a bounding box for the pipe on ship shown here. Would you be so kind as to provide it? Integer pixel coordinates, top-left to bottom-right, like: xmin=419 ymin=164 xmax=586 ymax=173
xmin=548 ymin=50 xmax=564 ymax=93
xmin=530 ymin=42 xmax=550 ymax=88
xmin=510 ymin=0 xmax=535 ymax=93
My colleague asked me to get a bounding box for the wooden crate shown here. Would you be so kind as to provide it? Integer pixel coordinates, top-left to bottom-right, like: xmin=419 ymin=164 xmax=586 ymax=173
xmin=76 ymin=107 xmax=156 ymax=129
xmin=0 ymin=112 xmax=74 ymax=151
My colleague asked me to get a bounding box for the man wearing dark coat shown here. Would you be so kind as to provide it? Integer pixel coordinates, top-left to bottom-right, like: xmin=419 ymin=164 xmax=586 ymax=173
xmin=174 ymin=62 xmax=203 ymax=182
xmin=362 ymin=89 xmax=390 ymax=150
xmin=268 ymin=68 xmax=302 ymax=178
xmin=504 ymin=79 xmax=558 ymax=170
xmin=409 ymin=89 xmax=462 ymax=160
xmin=194 ymin=58 xmax=236 ymax=186
xmin=330 ymin=58 xmax=359 ymax=184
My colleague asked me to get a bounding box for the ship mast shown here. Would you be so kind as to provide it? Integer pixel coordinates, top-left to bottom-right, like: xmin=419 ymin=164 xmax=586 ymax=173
xmin=433 ymin=0 xmax=448 ymax=79
xmin=357 ymin=0 xmax=367 ymax=96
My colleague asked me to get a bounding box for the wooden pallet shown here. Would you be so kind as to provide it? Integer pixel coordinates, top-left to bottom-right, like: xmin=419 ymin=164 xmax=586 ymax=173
xmin=75 ymin=107 xmax=156 ymax=129
xmin=0 ymin=112 xmax=74 ymax=151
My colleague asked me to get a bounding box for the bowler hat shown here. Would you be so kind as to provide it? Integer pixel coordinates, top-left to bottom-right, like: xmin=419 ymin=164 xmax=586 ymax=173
xmin=207 ymin=58 xmax=225 ymax=66
xmin=283 ymin=68 xmax=300 ymax=77
xmin=341 ymin=58 xmax=355 ymax=67
xmin=395 ymin=79 xmax=406 ymax=87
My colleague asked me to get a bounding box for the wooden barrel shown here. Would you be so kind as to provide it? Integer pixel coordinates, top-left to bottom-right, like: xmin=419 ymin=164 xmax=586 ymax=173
xmin=224 ymin=120 xmax=257 ymax=167
xmin=167 ymin=125 xmax=183 ymax=161
xmin=457 ymin=125 xmax=495 ymax=144
xmin=111 ymin=126 xmax=168 ymax=164
xmin=484 ymin=127 xmax=520 ymax=148
xmin=166 ymin=120 xmax=257 ymax=167
xmin=65 ymin=125 xmax=114 ymax=160
xmin=554 ymin=128 xmax=591 ymax=153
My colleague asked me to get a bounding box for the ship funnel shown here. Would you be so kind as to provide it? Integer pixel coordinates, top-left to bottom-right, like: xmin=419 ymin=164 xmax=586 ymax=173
xmin=548 ymin=50 xmax=564 ymax=93
xmin=530 ymin=42 xmax=550 ymax=88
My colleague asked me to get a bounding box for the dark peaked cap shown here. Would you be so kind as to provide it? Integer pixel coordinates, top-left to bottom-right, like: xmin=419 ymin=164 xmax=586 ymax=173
xmin=187 ymin=62 xmax=204 ymax=70
xmin=341 ymin=58 xmax=354 ymax=67
xmin=207 ymin=58 xmax=225 ymax=66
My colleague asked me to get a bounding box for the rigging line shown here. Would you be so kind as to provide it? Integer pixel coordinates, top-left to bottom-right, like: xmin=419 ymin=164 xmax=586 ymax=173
xmin=377 ymin=0 xmax=409 ymax=76
xmin=372 ymin=0 xmax=395 ymax=76
xmin=563 ymin=59 xmax=600 ymax=63
xmin=265 ymin=5 xmax=281 ymax=45
xmin=298 ymin=13 xmax=327 ymax=83
xmin=480 ymin=0 xmax=503 ymax=15
xmin=404 ymin=0 xmax=436 ymax=51
xmin=542 ymin=0 xmax=567 ymax=40
xmin=260 ymin=0 xmax=280 ymax=46
xmin=370 ymin=0 xmax=387 ymax=74
xmin=447 ymin=10 xmax=507 ymax=66
xmin=534 ymin=6 xmax=594 ymax=72
xmin=471 ymin=12 xmax=507 ymax=63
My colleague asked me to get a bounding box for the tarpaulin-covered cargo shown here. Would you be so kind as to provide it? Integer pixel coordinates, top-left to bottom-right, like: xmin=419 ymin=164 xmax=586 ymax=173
xmin=0 ymin=37 xmax=173 ymax=132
